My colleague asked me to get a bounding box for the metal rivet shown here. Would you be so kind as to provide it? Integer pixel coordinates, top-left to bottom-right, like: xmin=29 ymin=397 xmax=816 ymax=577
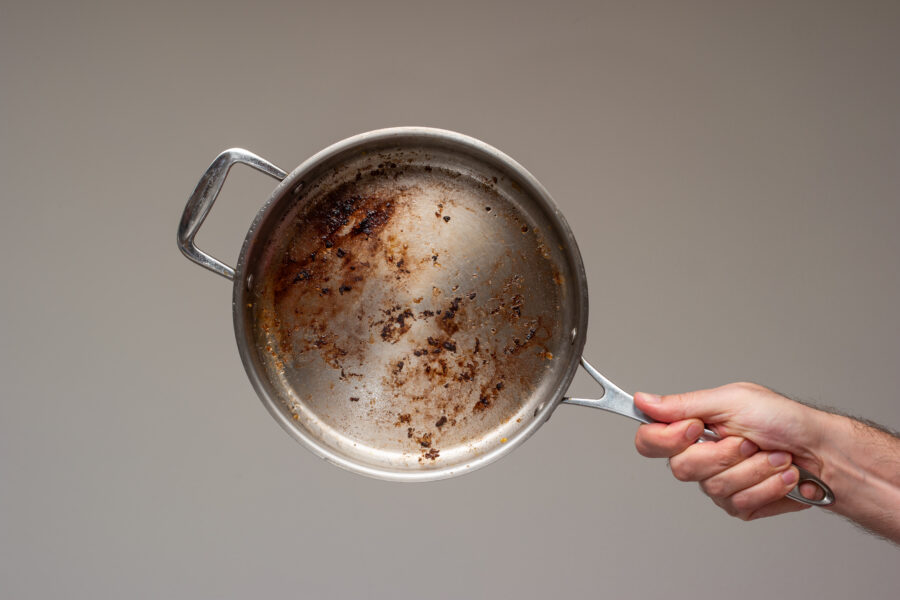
xmin=570 ymin=328 xmax=577 ymax=343
xmin=293 ymin=182 xmax=303 ymax=195
xmin=246 ymin=273 xmax=253 ymax=291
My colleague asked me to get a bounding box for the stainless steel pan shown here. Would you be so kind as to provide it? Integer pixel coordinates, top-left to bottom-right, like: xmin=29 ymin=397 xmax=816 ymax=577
xmin=178 ymin=127 xmax=833 ymax=506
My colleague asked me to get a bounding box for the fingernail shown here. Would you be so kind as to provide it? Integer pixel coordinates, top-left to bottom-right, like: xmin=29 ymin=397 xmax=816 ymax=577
xmin=739 ymin=439 xmax=758 ymax=457
xmin=768 ymin=451 xmax=790 ymax=467
xmin=685 ymin=422 xmax=702 ymax=440
xmin=641 ymin=393 xmax=661 ymax=404
xmin=782 ymin=468 xmax=798 ymax=485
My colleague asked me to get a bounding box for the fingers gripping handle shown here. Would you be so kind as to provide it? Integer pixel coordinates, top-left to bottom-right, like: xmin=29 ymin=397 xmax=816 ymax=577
xmin=562 ymin=357 xmax=835 ymax=507
xmin=177 ymin=148 xmax=287 ymax=280
xmin=695 ymin=430 xmax=834 ymax=506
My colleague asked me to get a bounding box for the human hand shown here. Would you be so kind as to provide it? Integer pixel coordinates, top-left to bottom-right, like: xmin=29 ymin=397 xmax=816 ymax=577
xmin=633 ymin=382 xmax=828 ymax=520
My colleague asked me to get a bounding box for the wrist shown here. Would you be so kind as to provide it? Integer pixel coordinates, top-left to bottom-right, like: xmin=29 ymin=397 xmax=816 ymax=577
xmin=812 ymin=411 xmax=900 ymax=540
xmin=790 ymin=401 xmax=836 ymax=465
xmin=810 ymin=411 xmax=854 ymax=502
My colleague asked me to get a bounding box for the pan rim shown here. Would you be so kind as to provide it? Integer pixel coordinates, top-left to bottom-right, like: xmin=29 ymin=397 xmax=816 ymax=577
xmin=232 ymin=126 xmax=589 ymax=481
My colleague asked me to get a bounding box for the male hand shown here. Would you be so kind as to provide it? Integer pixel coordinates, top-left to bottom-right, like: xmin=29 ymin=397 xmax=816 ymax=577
xmin=633 ymin=383 xmax=827 ymax=520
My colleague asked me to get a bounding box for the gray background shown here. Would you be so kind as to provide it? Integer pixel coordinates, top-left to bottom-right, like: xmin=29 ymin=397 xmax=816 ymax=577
xmin=1 ymin=1 xmax=898 ymax=598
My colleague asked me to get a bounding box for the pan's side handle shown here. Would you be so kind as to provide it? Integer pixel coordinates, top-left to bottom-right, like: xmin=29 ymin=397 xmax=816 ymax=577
xmin=562 ymin=357 xmax=835 ymax=507
xmin=177 ymin=148 xmax=287 ymax=280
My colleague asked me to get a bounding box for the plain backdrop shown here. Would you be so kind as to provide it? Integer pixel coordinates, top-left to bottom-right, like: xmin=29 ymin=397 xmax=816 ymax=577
xmin=1 ymin=1 xmax=898 ymax=598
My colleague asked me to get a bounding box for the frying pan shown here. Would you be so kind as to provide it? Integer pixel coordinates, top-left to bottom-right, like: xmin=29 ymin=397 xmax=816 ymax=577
xmin=177 ymin=127 xmax=833 ymax=506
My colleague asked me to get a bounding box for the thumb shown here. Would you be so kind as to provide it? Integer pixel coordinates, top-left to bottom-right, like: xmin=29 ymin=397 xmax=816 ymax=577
xmin=634 ymin=388 xmax=736 ymax=425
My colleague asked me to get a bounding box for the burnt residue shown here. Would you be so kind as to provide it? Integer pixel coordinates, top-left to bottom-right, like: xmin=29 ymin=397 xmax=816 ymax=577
xmin=320 ymin=188 xmax=362 ymax=236
xmin=260 ymin=163 xmax=560 ymax=458
xmin=352 ymin=204 xmax=394 ymax=237
xmin=267 ymin=177 xmax=414 ymax=363
xmin=379 ymin=306 xmax=415 ymax=343
xmin=444 ymin=297 xmax=461 ymax=320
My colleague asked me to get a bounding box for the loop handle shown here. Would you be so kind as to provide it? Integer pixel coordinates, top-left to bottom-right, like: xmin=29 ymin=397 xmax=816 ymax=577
xmin=177 ymin=148 xmax=287 ymax=280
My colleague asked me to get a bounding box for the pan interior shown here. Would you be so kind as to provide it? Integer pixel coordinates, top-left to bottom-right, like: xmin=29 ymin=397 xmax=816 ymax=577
xmin=243 ymin=136 xmax=583 ymax=476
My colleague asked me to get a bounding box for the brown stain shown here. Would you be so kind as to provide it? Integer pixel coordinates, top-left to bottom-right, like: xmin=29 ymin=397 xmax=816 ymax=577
xmin=258 ymin=161 xmax=561 ymax=457
xmin=269 ymin=178 xmax=412 ymax=368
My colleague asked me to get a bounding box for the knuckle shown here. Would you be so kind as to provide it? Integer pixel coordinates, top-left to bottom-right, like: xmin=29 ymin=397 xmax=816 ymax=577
xmin=634 ymin=435 xmax=654 ymax=457
xmin=751 ymin=462 xmax=770 ymax=481
xmin=670 ymin=391 xmax=693 ymax=404
xmin=668 ymin=456 xmax=694 ymax=481
xmin=715 ymin=441 xmax=743 ymax=470
xmin=744 ymin=510 xmax=766 ymax=521
xmin=730 ymin=381 xmax=768 ymax=394
xmin=663 ymin=391 xmax=697 ymax=413
xmin=708 ymin=496 xmax=739 ymax=518
xmin=717 ymin=499 xmax=739 ymax=517
xmin=730 ymin=492 xmax=755 ymax=513
xmin=701 ymin=478 xmax=726 ymax=498
xmin=743 ymin=455 xmax=772 ymax=482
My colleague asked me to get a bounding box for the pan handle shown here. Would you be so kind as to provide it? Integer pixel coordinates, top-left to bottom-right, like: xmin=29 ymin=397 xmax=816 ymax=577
xmin=177 ymin=148 xmax=287 ymax=280
xmin=562 ymin=357 xmax=835 ymax=507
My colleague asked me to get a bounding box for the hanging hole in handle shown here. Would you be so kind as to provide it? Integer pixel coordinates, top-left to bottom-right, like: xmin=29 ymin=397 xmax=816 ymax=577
xmin=787 ymin=465 xmax=835 ymax=506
